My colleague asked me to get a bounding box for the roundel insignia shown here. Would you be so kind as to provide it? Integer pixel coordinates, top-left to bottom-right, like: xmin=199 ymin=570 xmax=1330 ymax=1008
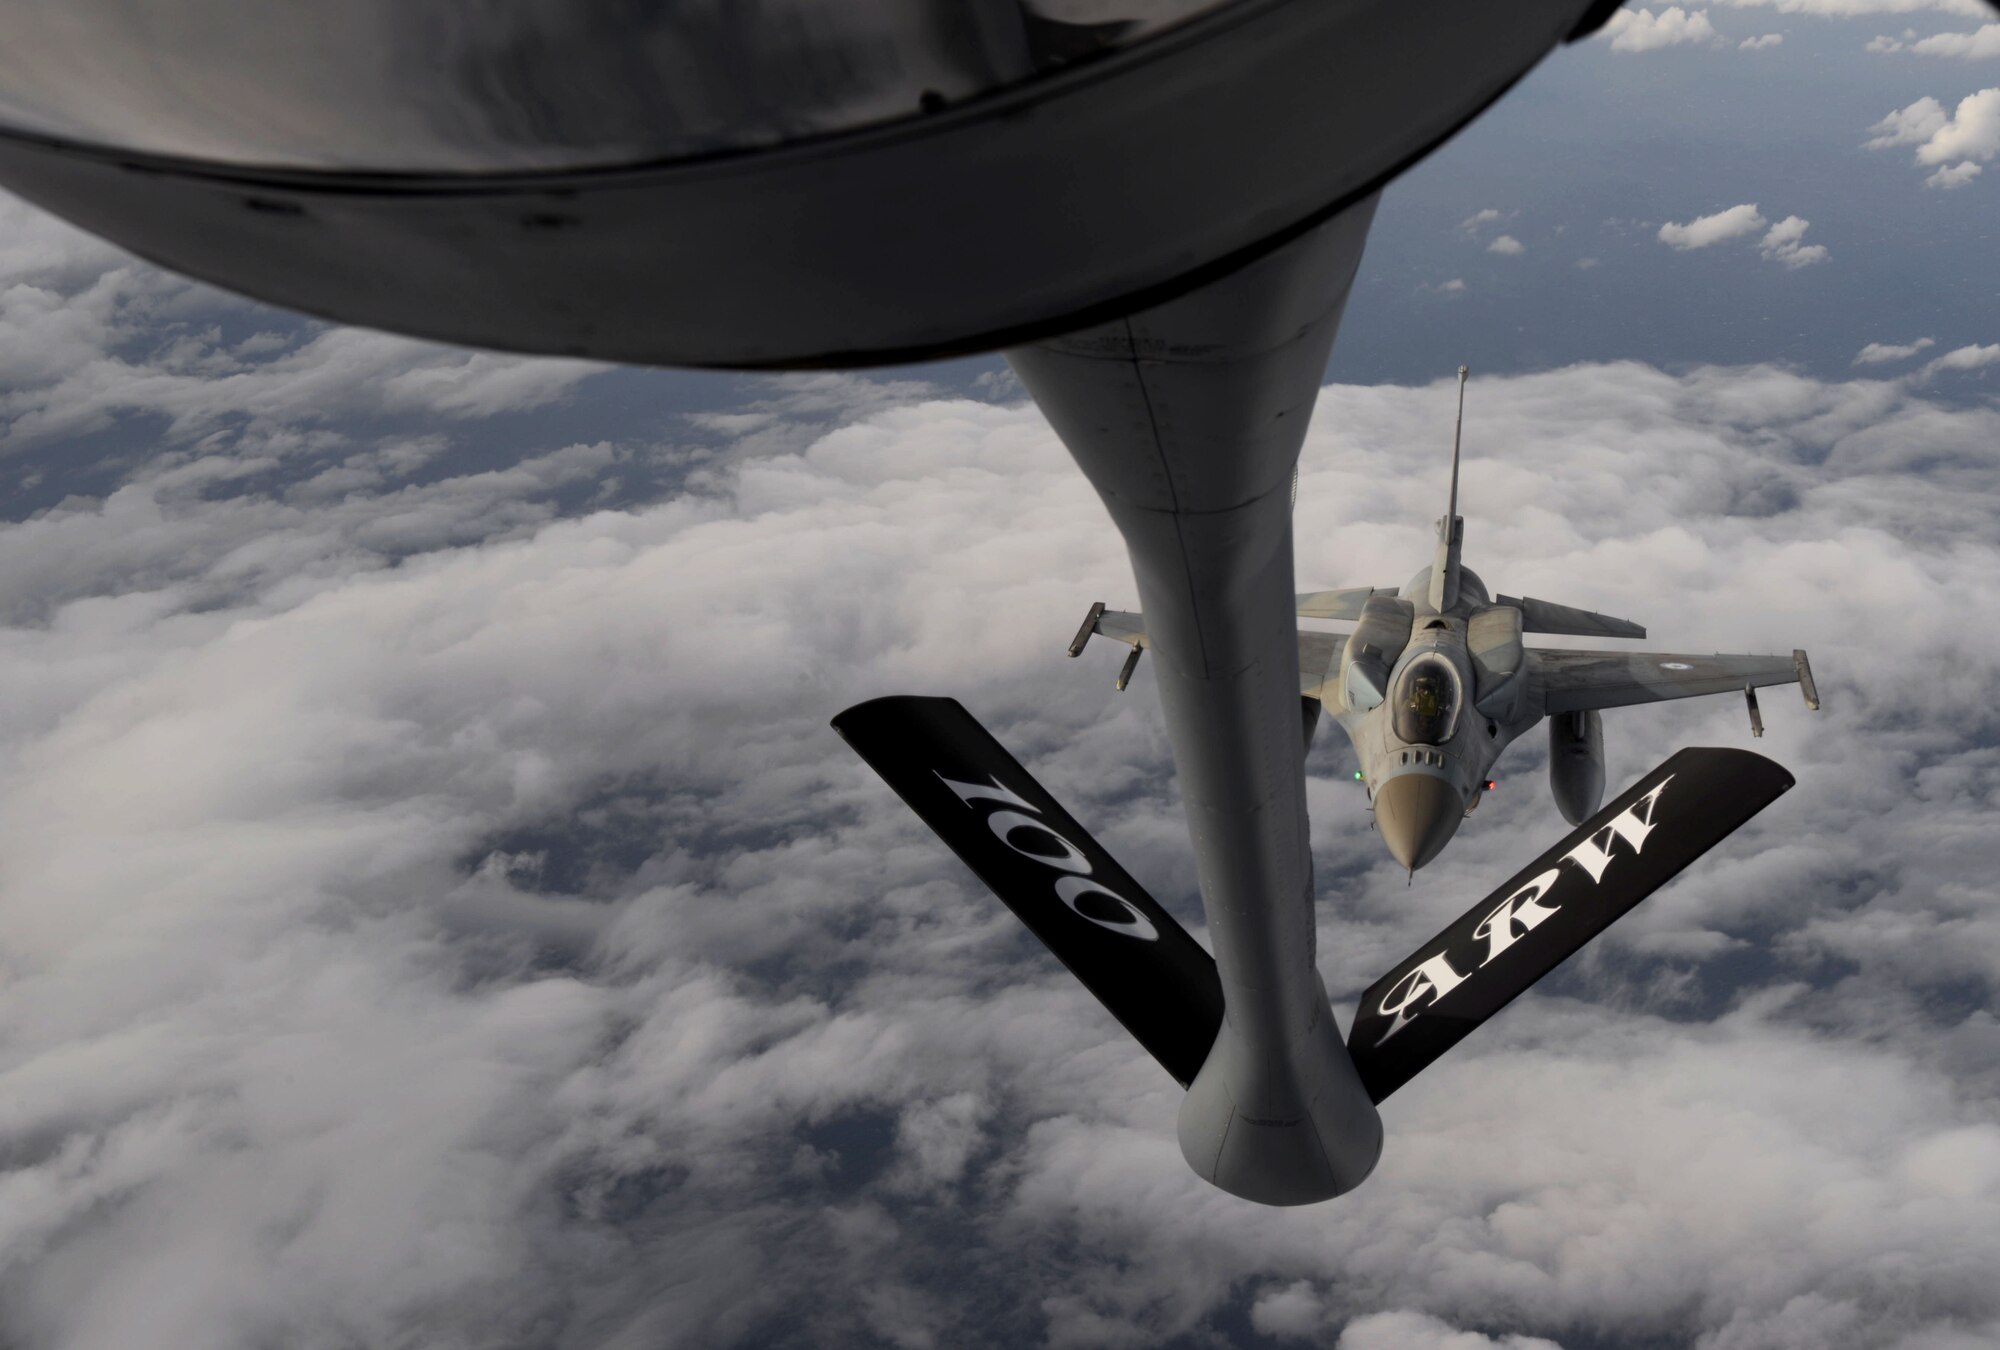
xmin=1660 ymin=662 xmax=1693 ymax=670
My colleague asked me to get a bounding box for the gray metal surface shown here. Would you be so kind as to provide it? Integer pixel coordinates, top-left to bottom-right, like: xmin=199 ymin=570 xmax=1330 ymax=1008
xmin=0 ymin=1 xmax=1231 ymax=171
xmin=1011 ymin=199 xmax=1386 ymax=1205
xmin=0 ymin=0 xmax=1597 ymax=367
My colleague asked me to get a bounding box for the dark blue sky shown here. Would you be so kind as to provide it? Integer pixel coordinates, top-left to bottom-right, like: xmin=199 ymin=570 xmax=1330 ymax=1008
xmin=1333 ymin=18 xmax=1998 ymax=384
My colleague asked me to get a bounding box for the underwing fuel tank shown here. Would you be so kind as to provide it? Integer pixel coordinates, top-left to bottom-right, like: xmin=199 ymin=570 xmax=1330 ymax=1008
xmin=1549 ymin=709 xmax=1605 ymax=825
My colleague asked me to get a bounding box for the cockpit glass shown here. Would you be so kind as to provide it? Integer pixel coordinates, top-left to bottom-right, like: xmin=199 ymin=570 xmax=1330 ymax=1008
xmin=1391 ymin=660 xmax=1458 ymax=746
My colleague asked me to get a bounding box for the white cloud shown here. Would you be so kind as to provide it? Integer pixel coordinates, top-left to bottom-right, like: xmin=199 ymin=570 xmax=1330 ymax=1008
xmin=1867 ymin=33 xmax=1906 ymax=50
xmin=1487 ymin=235 xmax=1526 ymax=255
xmin=1423 ymin=278 xmax=1469 ymax=296
xmin=1869 ymin=88 xmax=2000 ymax=182
xmin=1853 ymin=337 xmax=1936 ymax=363
xmin=1760 ymin=215 xmax=1810 ymax=251
xmin=1712 ymin=0 xmax=1986 ymax=14
xmin=1655 ymin=207 xmax=1826 ymax=267
xmin=1576 ymin=257 xmax=1602 ymax=269
xmin=1866 ymin=94 xmax=1949 ymax=147
xmin=3 ymin=193 xmax=2000 ymax=1350
xmin=1739 ymin=32 xmax=1786 ymax=47
xmin=1461 ymin=208 xmax=1503 ymax=231
xmin=1914 ymin=86 xmax=2000 ymax=161
xmin=1658 ymin=203 xmax=1768 ymax=249
xmin=1926 ymin=158 xmax=1985 ymax=186
xmin=1759 ymin=215 xmax=1830 ymax=267
xmin=1336 ymin=1312 xmax=1564 ymax=1350
xmin=1910 ymin=22 xmax=2000 ymax=56
xmin=1922 ymin=341 xmax=2000 ymax=376
xmin=2 ymin=345 xmax=1999 ymax=1348
xmin=1603 ymin=6 xmax=1722 ymax=51
xmin=1250 ymin=1281 xmax=1327 ymax=1339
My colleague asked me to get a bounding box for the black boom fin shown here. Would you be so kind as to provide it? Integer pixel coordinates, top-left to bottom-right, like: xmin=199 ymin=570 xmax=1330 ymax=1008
xmin=832 ymin=696 xmax=1223 ymax=1087
xmin=1348 ymin=747 xmax=1794 ymax=1102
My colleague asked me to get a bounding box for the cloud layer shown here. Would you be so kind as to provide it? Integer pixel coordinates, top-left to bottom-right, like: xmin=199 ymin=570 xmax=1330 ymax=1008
xmin=1853 ymin=336 xmax=1936 ymax=363
xmin=1603 ymin=6 xmax=1722 ymax=52
xmin=1712 ymin=0 xmax=1987 ymax=15
xmin=0 ymin=204 xmax=1996 ymax=1349
xmin=1907 ymin=22 xmax=2000 ymax=57
xmin=1658 ymin=203 xmax=1770 ymax=249
xmin=1757 ymin=214 xmax=1830 ymax=267
xmin=1656 ymin=204 xmax=1830 ymax=266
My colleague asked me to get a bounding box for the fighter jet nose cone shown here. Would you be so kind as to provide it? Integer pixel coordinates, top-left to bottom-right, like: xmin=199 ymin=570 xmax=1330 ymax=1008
xmin=1375 ymin=774 xmax=1463 ymax=873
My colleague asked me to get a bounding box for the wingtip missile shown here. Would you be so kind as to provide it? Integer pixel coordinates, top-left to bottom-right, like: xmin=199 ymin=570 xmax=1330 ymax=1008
xmin=1115 ymin=645 xmax=1144 ymax=692
xmin=1067 ymin=601 xmax=1106 ymax=658
xmin=1793 ymin=649 xmax=1821 ymax=710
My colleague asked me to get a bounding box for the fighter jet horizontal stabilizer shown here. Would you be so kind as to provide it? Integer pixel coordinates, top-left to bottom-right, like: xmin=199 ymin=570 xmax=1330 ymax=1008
xmin=1296 ymin=587 xmax=1391 ymax=621
xmin=1495 ymin=593 xmax=1646 ymax=640
xmin=1346 ymin=746 xmax=1793 ymax=1102
xmin=833 ymin=696 xmax=1224 ymax=1088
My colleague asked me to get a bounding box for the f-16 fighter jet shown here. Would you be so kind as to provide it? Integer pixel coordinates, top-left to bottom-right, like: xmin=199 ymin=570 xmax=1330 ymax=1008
xmin=1072 ymin=367 xmax=1821 ymax=875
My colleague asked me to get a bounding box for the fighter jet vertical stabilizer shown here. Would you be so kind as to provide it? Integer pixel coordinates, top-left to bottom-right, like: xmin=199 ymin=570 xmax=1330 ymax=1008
xmin=1428 ymin=365 xmax=1469 ymax=615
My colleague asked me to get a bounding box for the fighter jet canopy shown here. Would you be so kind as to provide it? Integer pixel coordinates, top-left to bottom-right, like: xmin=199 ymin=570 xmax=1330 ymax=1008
xmin=1392 ymin=656 xmax=1461 ymax=747
xmin=0 ymin=1 xmax=1613 ymax=368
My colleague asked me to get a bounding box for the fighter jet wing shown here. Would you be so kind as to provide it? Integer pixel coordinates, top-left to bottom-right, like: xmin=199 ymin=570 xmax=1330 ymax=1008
xmin=1296 ymin=587 xmax=1391 ymax=620
xmin=1536 ymin=649 xmax=1814 ymax=714
xmin=1299 ymin=631 xmax=1347 ymax=703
